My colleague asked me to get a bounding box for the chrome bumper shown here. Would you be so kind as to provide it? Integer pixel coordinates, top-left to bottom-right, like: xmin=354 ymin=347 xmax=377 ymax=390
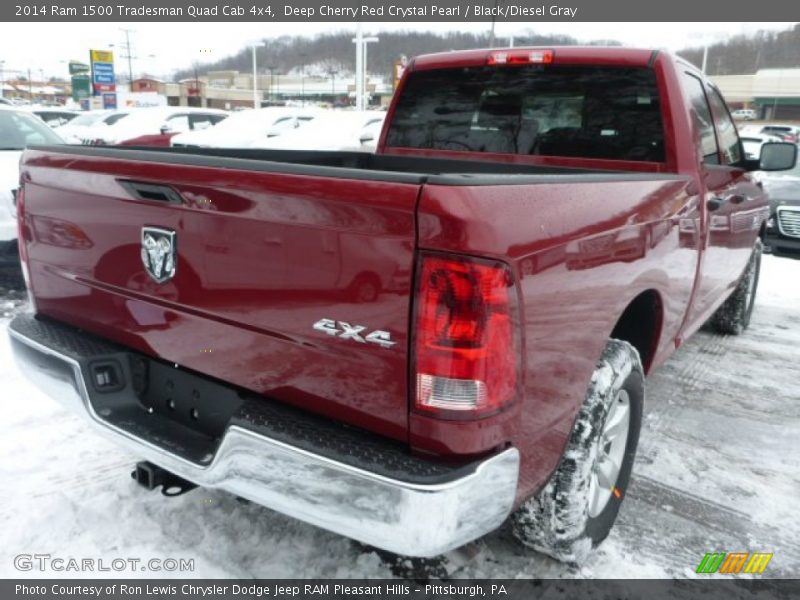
xmin=8 ymin=320 xmax=520 ymax=557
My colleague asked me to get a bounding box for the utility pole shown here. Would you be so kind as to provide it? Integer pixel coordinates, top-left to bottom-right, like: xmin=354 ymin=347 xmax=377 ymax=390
xmin=119 ymin=28 xmax=135 ymax=83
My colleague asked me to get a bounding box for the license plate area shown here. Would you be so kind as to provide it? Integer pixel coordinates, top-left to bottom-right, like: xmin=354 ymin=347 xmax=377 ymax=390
xmin=129 ymin=355 xmax=244 ymax=440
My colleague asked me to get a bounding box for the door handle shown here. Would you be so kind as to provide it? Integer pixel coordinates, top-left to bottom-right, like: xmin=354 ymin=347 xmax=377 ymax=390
xmin=707 ymin=197 xmax=725 ymax=212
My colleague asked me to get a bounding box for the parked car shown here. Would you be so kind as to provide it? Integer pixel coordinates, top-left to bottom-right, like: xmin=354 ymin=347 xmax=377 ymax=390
xmin=356 ymin=117 xmax=386 ymax=152
xmin=760 ymin=125 xmax=800 ymax=143
xmin=0 ymin=105 xmax=64 ymax=273
xmin=170 ymin=107 xmax=319 ymax=148
xmin=57 ymin=110 xmax=131 ymax=144
xmin=119 ymin=109 xmax=229 ymax=147
xmin=9 ymin=47 xmax=798 ymax=565
xmin=248 ymin=110 xmax=386 ymax=152
xmin=731 ymin=108 xmax=757 ymax=120
xmin=740 ymin=133 xmax=783 ymax=160
xmin=761 ymin=160 xmax=800 ymax=257
xmin=740 ymin=123 xmax=800 ymax=144
xmin=22 ymin=106 xmax=80 ymax=129
xmin=81 ymin=107 xmax=228 ymax=145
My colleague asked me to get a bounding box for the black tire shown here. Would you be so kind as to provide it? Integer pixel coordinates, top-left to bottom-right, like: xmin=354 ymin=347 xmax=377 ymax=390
xmin=709 ymin=240 xmax=762 ymax=335
xmin=510 ymin=339 xmax=644 ymax=564
xmin=0 ymin=265 xmax=25 ymax=291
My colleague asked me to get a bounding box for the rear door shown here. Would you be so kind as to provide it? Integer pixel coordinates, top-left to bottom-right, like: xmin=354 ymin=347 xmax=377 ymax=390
xmin=21 ymin=149 xmax=421 ymax=440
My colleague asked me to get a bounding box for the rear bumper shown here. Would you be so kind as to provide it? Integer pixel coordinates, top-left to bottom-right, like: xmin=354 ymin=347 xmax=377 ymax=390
xmin=8 ymin=314 xmax=519 ymax=557
xmin=764 ymin=231 xmax=800 ymax=255
xmin=764 ymin=208 xmax=800 ymax=256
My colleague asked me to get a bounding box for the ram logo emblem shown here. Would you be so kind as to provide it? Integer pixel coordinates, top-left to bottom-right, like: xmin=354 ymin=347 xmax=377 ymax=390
xmin=141 ymin=227 xmax=177 ymax=284
xmin=312 ymin=319 xmax=396 ymax=348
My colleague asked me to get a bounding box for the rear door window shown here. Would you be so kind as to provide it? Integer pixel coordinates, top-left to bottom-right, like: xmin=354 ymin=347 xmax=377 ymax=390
xmin=166 ymin=114 xmax=191 ymax=133
xmin=386 ymin=65 xmax=665 ymax=162
xmin=189 ymin=113 xmax=225 ymax=131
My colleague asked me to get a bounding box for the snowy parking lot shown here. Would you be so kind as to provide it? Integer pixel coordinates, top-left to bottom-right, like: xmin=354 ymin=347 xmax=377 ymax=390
xmin=1 ymin=255 xmax=799 ymax=579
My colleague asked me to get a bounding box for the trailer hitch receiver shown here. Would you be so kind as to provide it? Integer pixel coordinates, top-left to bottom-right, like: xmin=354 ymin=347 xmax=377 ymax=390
xmin=131 ymin=461 xmax=197 ymax=497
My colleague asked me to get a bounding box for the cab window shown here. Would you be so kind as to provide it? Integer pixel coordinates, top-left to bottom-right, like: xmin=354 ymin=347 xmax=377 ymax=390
xmin=681 ymin=72 xmax=719 ymax=164
xmin=706 ymin=86 xmax=742 ymax=165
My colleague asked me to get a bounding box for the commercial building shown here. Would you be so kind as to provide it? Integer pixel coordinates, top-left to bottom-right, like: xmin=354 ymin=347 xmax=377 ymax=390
xmin=713 ymin=68 xmax=800 ymax=120
xmin=129 ymin=71 xmax=393 ymax=109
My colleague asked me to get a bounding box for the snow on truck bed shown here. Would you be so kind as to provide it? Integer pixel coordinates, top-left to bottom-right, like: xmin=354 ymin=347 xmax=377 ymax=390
xmin=0 ymin=255 xmax=798 ymax=579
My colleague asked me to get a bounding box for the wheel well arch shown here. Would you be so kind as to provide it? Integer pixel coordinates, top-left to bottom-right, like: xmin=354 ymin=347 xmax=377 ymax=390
xmin=609 ymin=290 xmax=664 ymax=374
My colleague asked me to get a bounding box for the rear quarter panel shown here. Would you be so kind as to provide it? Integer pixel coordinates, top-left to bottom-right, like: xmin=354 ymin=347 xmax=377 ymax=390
xmin=414 ymin=176 xmax=697 ymax=500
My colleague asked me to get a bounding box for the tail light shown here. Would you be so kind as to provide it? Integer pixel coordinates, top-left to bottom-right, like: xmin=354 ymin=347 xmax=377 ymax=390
xmin=413 ymin=253 xmax=521 ymax=418
xmin=488 ymin=49 xmax=554 ymax=66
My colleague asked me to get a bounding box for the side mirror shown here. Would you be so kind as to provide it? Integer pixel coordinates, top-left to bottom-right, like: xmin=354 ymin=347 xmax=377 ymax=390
xmin=759 ymin=142 xmax=798 ymax=171
xmin=160 ymin=124 xmax=172 ymax=135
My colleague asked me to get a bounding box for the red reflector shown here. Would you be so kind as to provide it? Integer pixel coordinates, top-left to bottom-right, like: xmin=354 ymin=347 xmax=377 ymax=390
xmin=16 ymin=185 xmax=32 ymax=291
xmin=487 ymin=49 xmax=554 ymax=66
xmin=16 ymin=185 xmax=28 ymax=259
xmin=413 ymin=254 xmax=521 ymax=418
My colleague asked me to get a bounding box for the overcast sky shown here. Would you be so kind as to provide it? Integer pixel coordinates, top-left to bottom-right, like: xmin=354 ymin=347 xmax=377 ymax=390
xmin=0 ymin=21 xmax=795 ymax=80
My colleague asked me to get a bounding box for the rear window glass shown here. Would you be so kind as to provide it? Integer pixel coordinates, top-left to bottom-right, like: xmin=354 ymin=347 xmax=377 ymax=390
xmin=104 ymin=113 xmax=129 ymax=126
xmin=386 ymin=65 xmax=665 ymax=162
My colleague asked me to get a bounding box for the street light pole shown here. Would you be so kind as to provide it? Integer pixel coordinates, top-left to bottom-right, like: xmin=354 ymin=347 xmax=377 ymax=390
xmin=352 ymin=26 xmax=378 ymax=111
xmin=362 ymin=37 xmax=378 ymax=109
xmin=252 ymin=42 xmax=265 ymax=108
xmin=266 ymin=65 xmax=276 ymax=102
xmin=300 ymin=53 xmax=307 ymax=107
xmin=193 ymin=64 xmax=199 ymax=107
xmin=328 ymin=68 xmax=337 ymax=102
xmin=354 ymin=25 xmax=363 ymax=110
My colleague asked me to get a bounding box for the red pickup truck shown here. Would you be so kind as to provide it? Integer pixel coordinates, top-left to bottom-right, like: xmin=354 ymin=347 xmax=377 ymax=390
xmin=9 ymin=47 xmax=797 ymax=563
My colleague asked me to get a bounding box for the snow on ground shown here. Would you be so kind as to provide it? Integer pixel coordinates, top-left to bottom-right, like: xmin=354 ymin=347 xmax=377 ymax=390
xmin=0 ymin=255 xmax=799 ymax=579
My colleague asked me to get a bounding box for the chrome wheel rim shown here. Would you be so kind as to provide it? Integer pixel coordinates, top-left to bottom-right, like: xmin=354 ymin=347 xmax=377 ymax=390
xmin=588 ymin=389 xmax=631 ymax=518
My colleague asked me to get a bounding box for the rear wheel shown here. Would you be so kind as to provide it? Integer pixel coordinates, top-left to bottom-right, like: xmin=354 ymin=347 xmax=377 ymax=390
xmin=510 ymin=339 xmax=644 ymax=563
xmin=709 ymin=240 xmax=762 ymax=335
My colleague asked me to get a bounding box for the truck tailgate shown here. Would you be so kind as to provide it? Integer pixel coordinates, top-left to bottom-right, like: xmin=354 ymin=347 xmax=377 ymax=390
xmin=20 ymin=149 xmax=420 ymax=440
